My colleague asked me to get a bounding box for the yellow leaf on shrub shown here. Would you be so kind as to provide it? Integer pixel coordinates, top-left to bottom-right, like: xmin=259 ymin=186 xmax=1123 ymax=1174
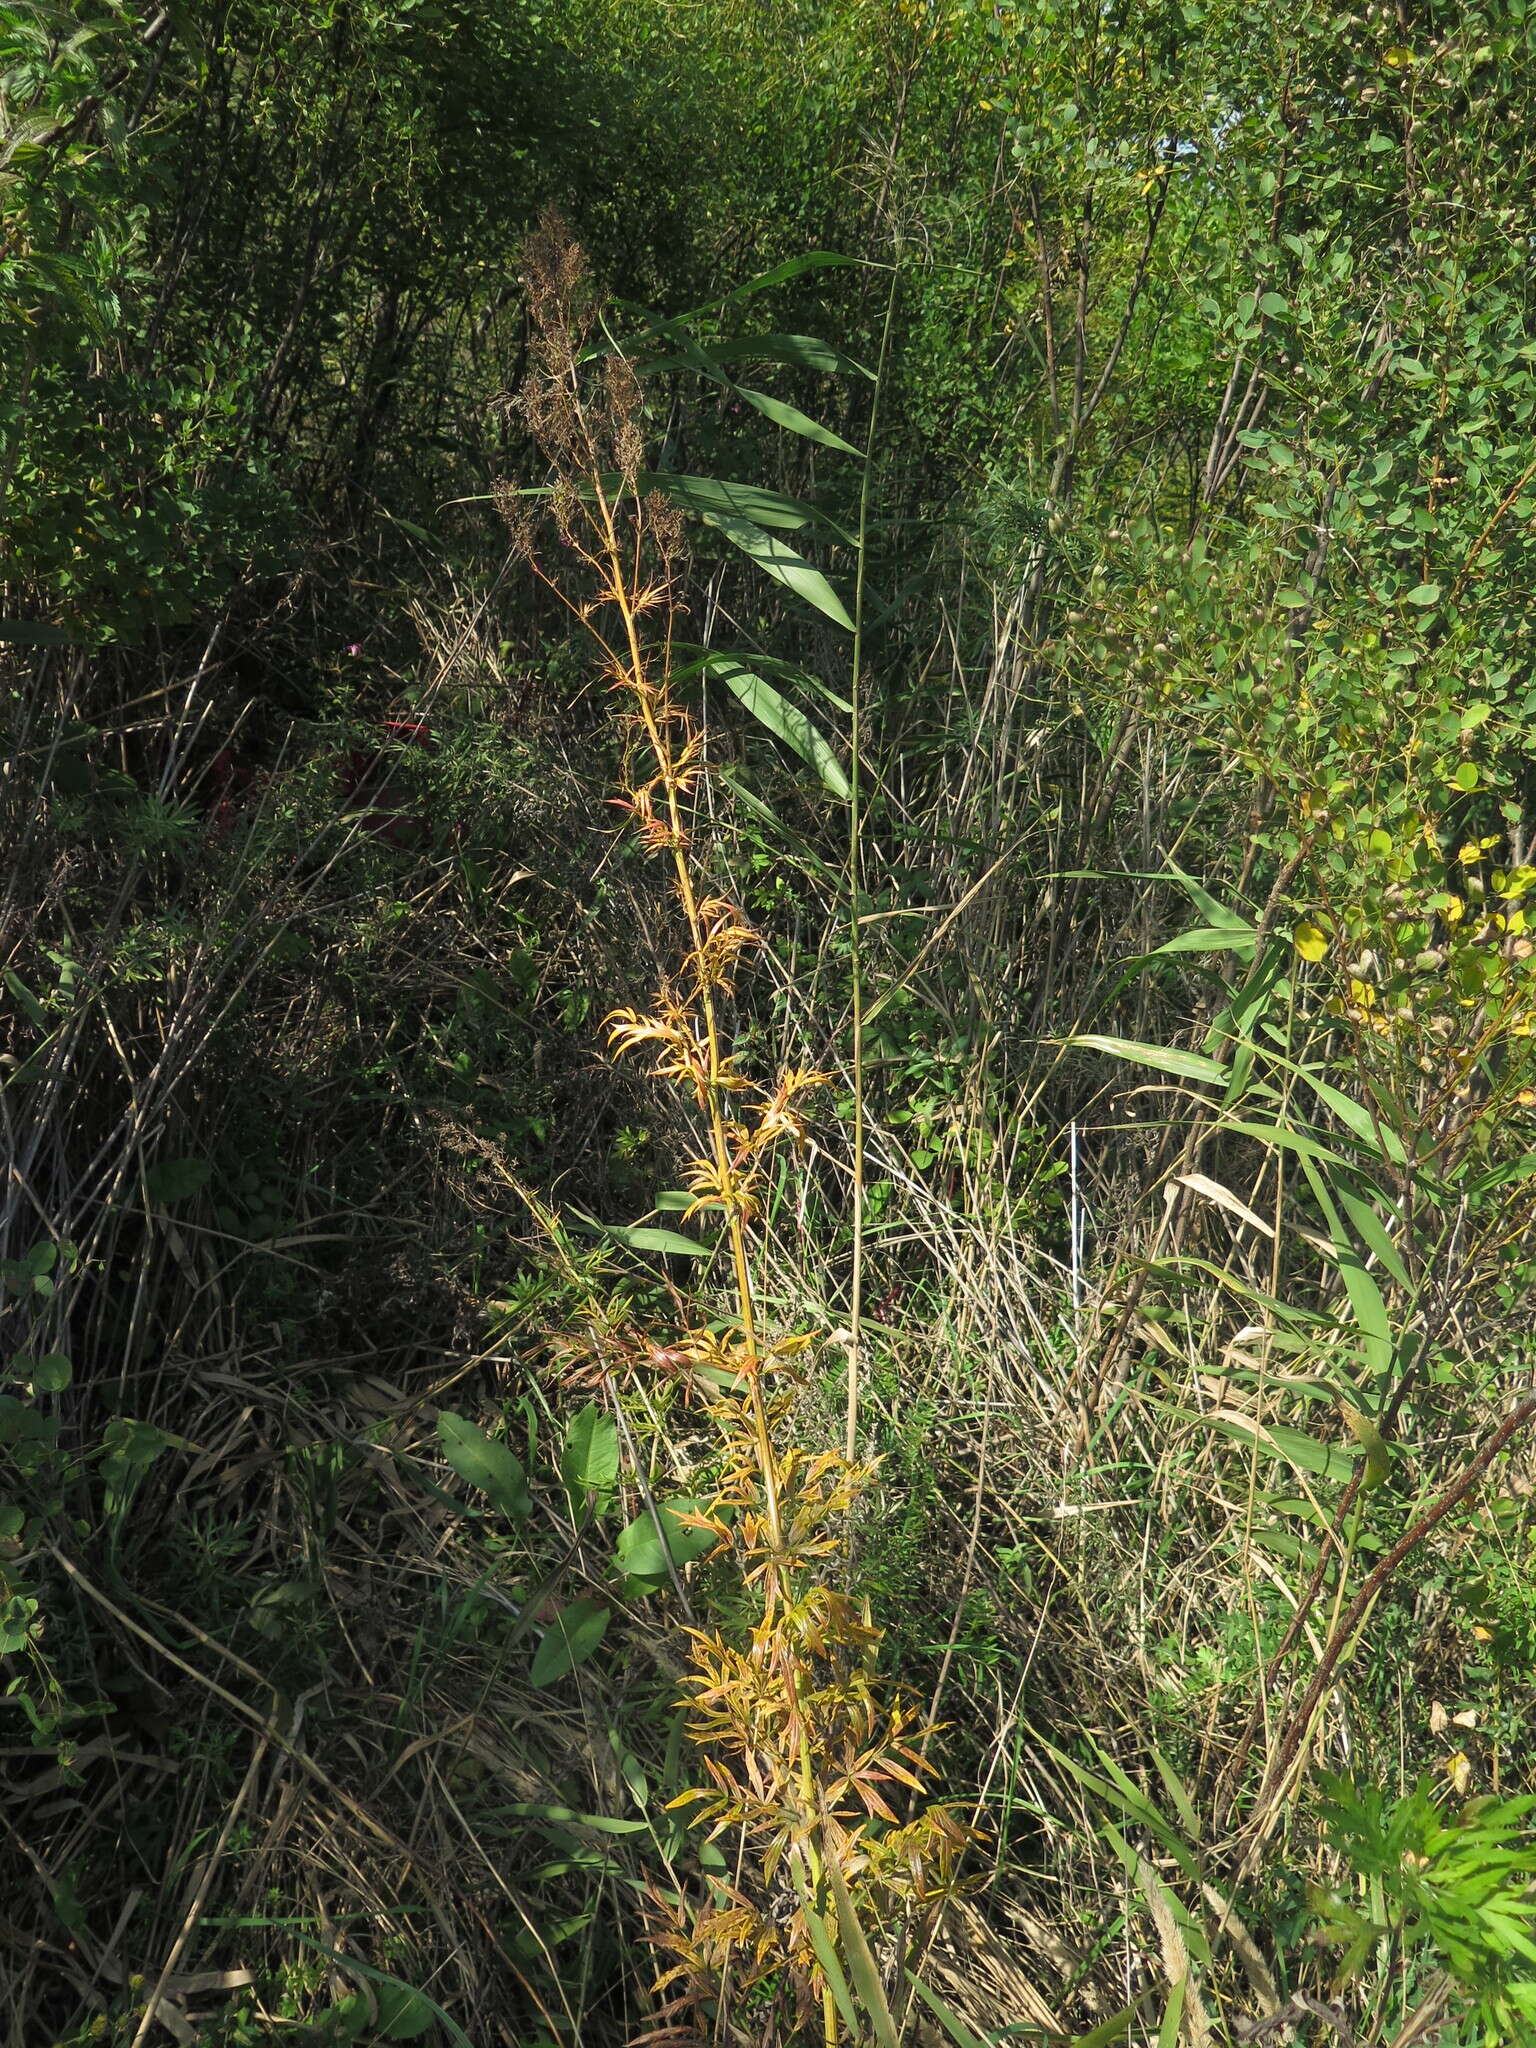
xmin=1293 ymin=922 xmax=1329 ymax=962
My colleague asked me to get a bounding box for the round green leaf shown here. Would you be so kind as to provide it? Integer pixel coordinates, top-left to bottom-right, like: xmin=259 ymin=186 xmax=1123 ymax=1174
xmin=32 ymin=1354 xmax=71 ymax=1393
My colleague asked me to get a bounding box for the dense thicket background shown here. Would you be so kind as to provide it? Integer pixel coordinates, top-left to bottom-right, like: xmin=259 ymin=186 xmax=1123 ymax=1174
xmin=5 ymin=1 xmax=1536 ymax=2043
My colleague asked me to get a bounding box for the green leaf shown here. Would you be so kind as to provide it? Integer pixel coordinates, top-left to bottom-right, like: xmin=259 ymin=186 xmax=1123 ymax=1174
xmin=293 ymin=1938 xmax=476 ymax=2048
xmin=614 ymin=1498 xmax=718 ymax=1587
xmin=1066 ymin=1034 xmax=1227 ymax=1088
xmin=580 ymin=1216 xmax=712 ymax=1259
xmin=906 ymin=1976 xmax=994 ymax=2048
xmin=100 ymin=1417 xmax=171 ymax=1514
xmin=1157 ymin=1973 xmax=1187 ymax=2048
xmin=145 ymin=1157 xmax=212 ymax=1205
xmin=1198 ymin=1410 xmax=1359 ymax=1484
xmin=31 ymin=1353 xmax=71 ymax=1393
xmin=1405 ymin=582 xmax=1442 ymax=605
xmin=793 ymin=1884 xmax=861 ymax=2042
xmin=1220 ymin=1118 xmax=1354 ymax=1168
xmin=0 ymin=619 xmax=74 ymax=646
xmin=733 ymin=383 xmax=860 ymax=455
xmin=641 ymin=471 xmax=844 ymax=536
xmin=703 ymin=655 xmax=850 ymax=797
xmin=703 ymin=332 xmax=873 ymax=378
xmin=825 ymin=1855 xmax=901 ymax=2048
xmin=530 ymin=1598 xmax=610 ymax=1687
xmin=1258 ymin=291 xmax=1289 ymax=317
xmin=697 ymin=510 xmax=855 ymax=629
xmin=1152 ymin=924 xmax=1258 ymax=957
xmin=626 ymin=251 xmax=856 ymax=334
xmin=1302 ymin=1158 xmax=1394 ymax=1375
xmin=4 ymin=971 xmax=47 ymax=1033
xmin=1066 ymin=2003 xmax=1142 ymax=2047
xmin=561 ymin=1405 xmax=620 ymax=1505
xmin=1298 ymin=1069 xmax=1408 ymax=1165
xmin=1340 ymin=1404 xmax=1393 ymax=1489
xmin=1334 ymin=1179 xmax=1413 ymax=1292
xmin=333 ymin=1983 xmax=436 ymax=2040
xmin=437 ymin=1412 xmax=532 ymax=1522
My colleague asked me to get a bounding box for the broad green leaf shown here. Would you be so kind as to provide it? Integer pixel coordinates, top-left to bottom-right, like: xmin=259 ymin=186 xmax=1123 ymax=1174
xmin=1199 ymin=1410 xmax=1359 ymax=1484
xmin=793 ymin=1882 xmax=861 ymax=2041
xmin=294 ymin=1939 xmax=475 ymax=2048
xmin=1219 ymin=1117 xmax=1356 ymax=1170
xmin=101 ymin=1418 xmax=171 ymax=1514
xmin=1299 ymin=1069 xmax=1408 ymax=1165
xmin=1301 ymin=1158 xmax=1394 ymax=1375
xmin=333 ymin=1983 xmax=436 ymax=2040
xmin=703 ymin=655 xmax=850 ymax=797
xmin=4 ymin=971 xmax=47 ymax=1032
xmin=640 ymin=471 xmax=841 ymax=535
xmin=825 ymin=1855 xmax=901 ymax=2048
xmin=31 ymin=1353 xmax=70 ymax=1393
xmin=1334 ymin=1179 xmax=1413 ymax=1292
xmin=623 ymin=251 xmax=855 ymax=335
xmin=1246 ymin=1044 xmax=1409 ymax=1166
xmin=1067 ymin=2003 xmax=1141 ymax=2047
xmin=907 ymin=1976 xmax=994 ymax=2048
xmin=1066 ymin=1034 xmax=1226 ymax=1088
xmin=1152 ymin=924 xmax=1257 ymax=957
xmin=615 ymin=1498 xmax=718 ymax=1586
xmin=640 ymin=333 xmax=872 ymax=383
xmin=1149 ymin=1747 xmax=1202 ymax=1843
xmin=561 ymin=1405 xmax=620 ymax=1504
xmin=734 ymin=383 xmax=860 ymax=454
xmin=530 ymin=1598 xmax=610 ymax=1687
xmin=703 ymin=332 xmax=872 ymax=378
xmin=145 ymin=1157 xmax=212 ymax=1205
xmin=590 ymin=1219 xmax=711 ymax=1259
xmin=437 ymin=1412 xmax=531 ymax=1522
xmin=698 ymin=509 xmax=855 ymax=630
xmin=1406 ymin=582 xmax=1441 ymax=605
xmin=489 ymin=1801 xmax=648 ymax=1834
xmin=1040 ymin=1739 xmax=1201 ymax=1885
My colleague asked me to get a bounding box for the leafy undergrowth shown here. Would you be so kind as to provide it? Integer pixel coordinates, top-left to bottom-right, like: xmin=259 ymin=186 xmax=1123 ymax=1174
xmin=7 ymin=2 xmax=1536 ymax=2044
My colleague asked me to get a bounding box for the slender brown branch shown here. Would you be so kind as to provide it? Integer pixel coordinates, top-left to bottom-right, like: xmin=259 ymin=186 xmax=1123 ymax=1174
xmin=1242 ymin=1389 xmax=1536 ymax=1841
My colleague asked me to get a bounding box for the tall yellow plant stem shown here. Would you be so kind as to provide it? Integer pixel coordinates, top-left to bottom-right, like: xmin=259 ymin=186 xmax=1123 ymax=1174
xmin=591 ymin=478 xmax=786 ymax=1557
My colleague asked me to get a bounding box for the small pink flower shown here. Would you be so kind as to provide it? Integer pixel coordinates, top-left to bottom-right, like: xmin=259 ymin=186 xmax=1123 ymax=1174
xmin=346 ymin=642 xmax=362 ymax=657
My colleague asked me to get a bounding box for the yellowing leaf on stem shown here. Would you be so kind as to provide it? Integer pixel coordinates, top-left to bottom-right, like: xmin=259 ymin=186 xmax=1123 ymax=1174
xmin=1293 ymin=922 xmax=1329 ymax=963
